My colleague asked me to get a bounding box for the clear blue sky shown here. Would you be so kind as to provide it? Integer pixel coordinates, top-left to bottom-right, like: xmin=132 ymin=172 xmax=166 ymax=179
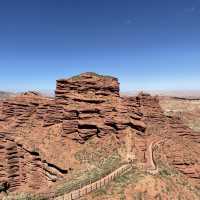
xmin=0 ymin=0 xmax=199 ymax=92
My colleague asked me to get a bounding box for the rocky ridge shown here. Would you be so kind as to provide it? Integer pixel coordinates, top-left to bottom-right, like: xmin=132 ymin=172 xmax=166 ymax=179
xmin=0 ymin=73 xmax=200 ymax=195
xmin=137 ymin=92 xmax=200 ymax=184
xmin=0 ymin=73 xmax=146 ymax=193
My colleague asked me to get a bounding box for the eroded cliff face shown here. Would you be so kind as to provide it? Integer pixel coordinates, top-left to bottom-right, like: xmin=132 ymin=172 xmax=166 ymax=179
xmin=0 ymin=73 xmax=146 ymax=193
xmin=54 ymin=73 xmax=145 ymax=142
xmin=137 ymin=92 xmax=200 ymax=185
xmin=1 ymin=73 xmax=200 ymax=194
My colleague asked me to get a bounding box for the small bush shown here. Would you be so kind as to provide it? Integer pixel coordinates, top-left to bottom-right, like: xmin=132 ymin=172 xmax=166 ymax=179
xmin=159 ymin=169 xmax=171 ymax=177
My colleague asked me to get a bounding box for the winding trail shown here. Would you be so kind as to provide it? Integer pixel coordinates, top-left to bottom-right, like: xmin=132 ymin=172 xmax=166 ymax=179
xmin=146 ymin=141 xmax=159 ymax=174
xmin=56 ymin=139 xmax=164 ymax=199
xmin=54 ymin=139 xmax=165 ymax=199
xmin=3 ymin=140 xmax=166 ymax=200
xmin=146 ymin=140 xmax=165 ymax=175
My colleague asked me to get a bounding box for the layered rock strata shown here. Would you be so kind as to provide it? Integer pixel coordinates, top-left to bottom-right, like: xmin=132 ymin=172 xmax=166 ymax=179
xmin=137 ymin=92 xmax=200 ymax=183
xmin=0 ymin=73 xmax=146 ymax=193
xmin=0 ymin=132 xmax=68 ymax=192
xmin=1 ymin=72 xmax=200 ymax=193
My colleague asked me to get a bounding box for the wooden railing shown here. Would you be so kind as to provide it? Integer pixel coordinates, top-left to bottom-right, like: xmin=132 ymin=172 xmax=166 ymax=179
xmin=55 ymin=164 xmax=132 ymax=200
xmin=3 ymin=164 xmax=132 ymax=200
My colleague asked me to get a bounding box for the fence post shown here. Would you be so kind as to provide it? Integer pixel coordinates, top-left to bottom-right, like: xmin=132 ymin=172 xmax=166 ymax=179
xmin=71 ymin=192 xmax=73 ymax=200
xmin=79 ymin=183 xmax=81 ymax=197
xmin=90 ymin=179 xmax=92 ymax=191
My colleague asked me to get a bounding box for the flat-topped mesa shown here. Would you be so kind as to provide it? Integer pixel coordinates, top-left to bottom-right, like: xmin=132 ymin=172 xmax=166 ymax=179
xmin=55 ymin=72 xmax=120 ymax=104
xmin=54 ymin=73 xmax=146 ymax=142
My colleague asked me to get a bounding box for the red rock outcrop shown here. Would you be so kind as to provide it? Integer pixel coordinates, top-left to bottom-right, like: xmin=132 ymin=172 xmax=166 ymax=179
xmin=0 ymin=73 xmax=146 ymax=193
xmin=137 ymin=92 xmax=200 ymax=184
xmin=53 ymin=72 xmax=146 ymax=143
xmin=1 ymin=72 xmax=199 ymax=194
xmin=0 ymin=131 xmax=69 ymax=192
xmin=55 ymin=72 xmax=120 ymax=102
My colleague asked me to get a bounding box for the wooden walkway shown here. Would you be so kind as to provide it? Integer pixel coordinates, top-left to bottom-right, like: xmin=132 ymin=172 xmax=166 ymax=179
xmin=55 ymin=164 xmax=132 ymax=200
xmin=3 ymin=140 xmax=164 ymax=199
xmin=2 ymin=164 xmax=132 ymax=200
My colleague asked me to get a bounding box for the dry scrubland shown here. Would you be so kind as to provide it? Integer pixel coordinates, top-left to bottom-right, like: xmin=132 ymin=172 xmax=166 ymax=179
xmin=160 ymin=97 xmax=200 ymax=132
xmin=83 ymin=160 xmax=200 ymax=200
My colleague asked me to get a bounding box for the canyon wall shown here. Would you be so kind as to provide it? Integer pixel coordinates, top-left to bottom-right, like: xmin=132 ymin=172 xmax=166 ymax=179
xmin=137 ymin=92 xmax=200 ymax=183
xmin=0 ymin=72 xmax=200 ymax=193
xmin=0 ymin=73 xmax=146 ymax=193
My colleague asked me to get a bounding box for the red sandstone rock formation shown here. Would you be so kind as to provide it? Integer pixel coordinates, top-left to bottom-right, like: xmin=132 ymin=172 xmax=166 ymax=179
xmin=0 ymin=72 xmax=146 ymax=193
xmin=137 ymin=92 xmax=200 ymax=184
xmin=1 ymin=72 xmax=200 ymax=194
xmin=53 ymin=72 xmax=145 ymax=143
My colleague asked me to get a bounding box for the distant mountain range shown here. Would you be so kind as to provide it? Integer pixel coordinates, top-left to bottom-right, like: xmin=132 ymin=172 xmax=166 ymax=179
xmin=121 ymin=90 xmax=200 ymax=99
xmin=0 ymin=90 xmax=54 ymax=100
xmin=1 ymin=90 xmax=200 ymax=100
xmin=0 ymin=91 xmax=16 ymax=100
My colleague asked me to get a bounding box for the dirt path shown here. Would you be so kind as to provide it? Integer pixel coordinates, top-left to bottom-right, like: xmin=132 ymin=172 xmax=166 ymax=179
xmin=55 ymin=140 xmax=162 ymax=199
xmin=146 ymin=140 xmax=162 ymax=175
xmin=3 ymin=139 xmax=165 ymax=199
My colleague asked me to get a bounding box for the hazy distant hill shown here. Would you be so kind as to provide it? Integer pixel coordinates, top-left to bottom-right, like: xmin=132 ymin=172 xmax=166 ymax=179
xmin=121 ymin=90 xmax=200 ymax=99
xmin=0 ymin=91 xmax=16 ymax=100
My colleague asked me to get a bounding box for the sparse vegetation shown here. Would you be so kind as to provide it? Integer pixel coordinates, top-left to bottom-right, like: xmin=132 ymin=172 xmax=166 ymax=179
xmin=90 ymin=168 xmax=145 ymax=199
xmin=160 ymin=98 xmax=200 ymax=132
xmin=56 ymin=151 xmax=122 ymax=196
xmin=3 ymin=193 xmax=49 ymax=200
xmin=87 ymin=157 xmax=200 ymax=200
